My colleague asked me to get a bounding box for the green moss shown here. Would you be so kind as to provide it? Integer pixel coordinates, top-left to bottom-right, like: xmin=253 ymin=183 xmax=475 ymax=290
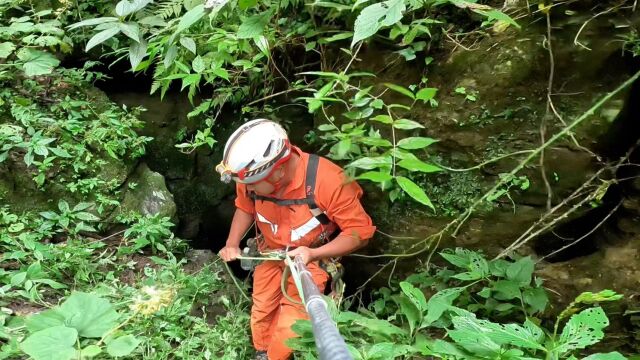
xmin=421 ymin=171 xmax=493 ymax=217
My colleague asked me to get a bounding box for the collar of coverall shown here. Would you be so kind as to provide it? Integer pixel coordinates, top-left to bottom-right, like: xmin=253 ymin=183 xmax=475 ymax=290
xmin=276 ymin=145 xmax=307 ymax=196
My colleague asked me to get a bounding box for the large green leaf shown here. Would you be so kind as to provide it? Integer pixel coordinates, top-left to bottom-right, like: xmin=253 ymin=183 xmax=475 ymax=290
xmin=523 ymin=287 xmax=548 ymax=314
xmin=129 ymin=39 xmax=147 ymax=71
xmin=416 ymin=87 xmax=437 ymax=102
xmin=360 ymin=137 xmax=393 ymax=147
xmin=505 ymin=256 xmax=534 ymax=286
xmin=67 ymin=17 xmax=119 ymax=30
xmin=397 ymin=137 xmax=438 ymax=150
xmin=116 ymin=0 xmax=152 ymax=17
xmin=192 ymin=55 xmax=205 ymax=73
xmin=424 ymin=287 xmax=464 ymax=325
xmin=176 ymin=4 xmax=205 ymax=33
xmin=57 ymin=292 xmax=119 ymax=338
xmin=20 ymin=326 xmax=78 ymax=360
xmin=164 ymin=45 xmax=178 ymax=68
xmin=384 ymin=82 xmax=414 ymax=99
xmin=395 ymin=295 xmax=420 ymax=335
xmin=400 ymin=281 xmax=427 ymax=312
xmin=338 ymin=311 xmax=407 ymax=339
xmin=357 ymin=171 xmax=392 ymax=183
xmin=574 ymin=290 xmax=623 ymax=305
xmin=430 ymin=339 xmax=469 ymax=358
xmin=448 ymin=313 xmax=545 ymax=353
xmin=347 ymin=156 xmax=391 ymax=170
xmin=106 ymin=335 xmax=141 ymax=357
xmin=371 ymin=114 xmax=393 ymax=124
xmin=254 ymin=35 xmax=270 ymax=58
xmin=557 ymin=306 xmax=609 ymax=353
xmin=336 ymin=138 xmax=351 ymax=158
xmin=393 ymin=119 xmax=424 ymax=129
xmin=450 ymin=251 xmax=489 ymax=281
xmin=81 ymin=345 xmax=102 ymax=358
xmin=485 ymin=319 xmax=545 ymax=350
xmin=118 ymin=23 xmax=141 ymax=42
xmin=85 ymin=25 xmax=120 ymax=51
xmin=491 ymin=280 xmax=520 ymax=300
xmin=16 ymin=49 xmax=60 ymax=76
xmin=395 ymin=176 xmax=434 ymax=209
xmin=180 ymin=37 xmax=197 ymax=54
xmin=448 ymin=316 xmax=502 ymax=357
xmin=0 ymin=42 xmax=16 ymax=58
xmin=352 ymin=0 xmax=405 ymax=46
xmin=25 ymin=309 xmax=65 ymax=333
xmin=237 ymin=11 xmax=272 ymax=39
xmin=440 ymin=251 xmax=469 ymax=269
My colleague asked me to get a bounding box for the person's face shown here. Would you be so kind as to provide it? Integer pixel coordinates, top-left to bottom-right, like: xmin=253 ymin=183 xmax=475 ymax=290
xmin=245 ymin=166 xmax=285 ymax=195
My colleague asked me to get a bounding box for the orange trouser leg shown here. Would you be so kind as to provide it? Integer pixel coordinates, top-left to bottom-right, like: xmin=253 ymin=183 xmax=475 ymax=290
xmin=251 ymin=261 xmax=284 ymax=351
xmin=266 ymin=262 xmax=329 ymax=360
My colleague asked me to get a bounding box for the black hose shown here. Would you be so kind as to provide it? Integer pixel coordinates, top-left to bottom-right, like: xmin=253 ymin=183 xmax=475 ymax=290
xmin=294 ymin=257 xmax=352 ymax=360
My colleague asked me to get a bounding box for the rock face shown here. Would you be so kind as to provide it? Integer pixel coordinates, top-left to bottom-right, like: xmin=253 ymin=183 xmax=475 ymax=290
xmin=115 ymin=163 xmax=177 ymax=220
xmin=0 ymin=154 xmax=74 ymax=213
xmin=104 ymin=91 xmax=238 ymax=242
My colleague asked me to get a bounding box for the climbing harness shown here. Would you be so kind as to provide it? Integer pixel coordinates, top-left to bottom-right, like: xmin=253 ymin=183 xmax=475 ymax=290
xmin=246 ymin=154 xmax=346 ymax=301
xmin=233 ymin=153 xmax=352 ymax=358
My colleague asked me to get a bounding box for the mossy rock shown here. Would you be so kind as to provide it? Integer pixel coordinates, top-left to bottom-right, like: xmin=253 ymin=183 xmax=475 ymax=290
xmin=115 ymin=162 xmax=177 ymax=221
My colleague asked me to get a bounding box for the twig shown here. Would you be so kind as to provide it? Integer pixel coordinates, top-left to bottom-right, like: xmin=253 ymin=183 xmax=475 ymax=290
xmin=375 ymin=229 xmax=419 ymax=240
xmin=539 ymin=200 xmax=622 ymax=262
xmin=443 ymin=29 xmax=479 ymax=52
xmin=541 ymin=11 xmax=555 ymax=211
xmin=387 ymin=259 xmax=398 ymax=288
xmin=574 ymin=4 xmax=624 ymax=51
xmin=497 ymin=140 xmax=638 ymax=259
xmin=548 ymin=99 xmax=600 ymax=160
xmin=86 ymin=229 xmax=126 ymax=244
xmin=246 ymin=88 xmax=299 ymax=106
xmin=435 ymin=150 xmax=536 ymax=172
xmin=389 ymin=107 xmax=397 ymax=177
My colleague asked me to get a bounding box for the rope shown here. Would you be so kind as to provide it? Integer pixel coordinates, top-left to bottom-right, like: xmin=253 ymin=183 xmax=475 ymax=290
xmin=222 ymin=260 xmax=251 ymax=303
xmin=281 ymin=264 xmax=303 ymax=305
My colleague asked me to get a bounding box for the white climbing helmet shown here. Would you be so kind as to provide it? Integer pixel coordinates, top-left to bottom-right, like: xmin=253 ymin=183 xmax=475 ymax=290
xmin=215 ymin=119 xmax=291 ymax=184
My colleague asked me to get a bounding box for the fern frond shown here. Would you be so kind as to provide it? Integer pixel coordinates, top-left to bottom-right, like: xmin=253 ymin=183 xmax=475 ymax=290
xmin=150 ymin=63 xmax=167 ymax=95
xmin=153 ymin=0 xmax=185 ymax=19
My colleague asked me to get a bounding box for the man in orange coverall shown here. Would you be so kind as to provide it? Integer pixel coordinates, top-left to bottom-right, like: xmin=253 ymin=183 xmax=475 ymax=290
xmin=216 ymin=119 xmax=375 ymax=360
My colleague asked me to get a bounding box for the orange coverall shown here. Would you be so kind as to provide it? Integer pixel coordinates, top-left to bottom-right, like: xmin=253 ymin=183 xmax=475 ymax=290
xmin=234 ymin=146 xmax=375 ymax=360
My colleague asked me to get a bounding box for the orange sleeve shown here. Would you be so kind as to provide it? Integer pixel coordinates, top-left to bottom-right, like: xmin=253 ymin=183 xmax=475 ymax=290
xmin=234 ymin=183 xmax=255 ymax=215
xmin=316 ymin=159 xmax=376 ymax=241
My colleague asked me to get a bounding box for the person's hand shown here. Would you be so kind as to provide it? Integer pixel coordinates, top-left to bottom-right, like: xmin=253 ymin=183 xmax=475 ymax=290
xmin=287 ymin=246 xmax=316 ymax=265
xmin=219 ymin=246 xmax=241 ymax=262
